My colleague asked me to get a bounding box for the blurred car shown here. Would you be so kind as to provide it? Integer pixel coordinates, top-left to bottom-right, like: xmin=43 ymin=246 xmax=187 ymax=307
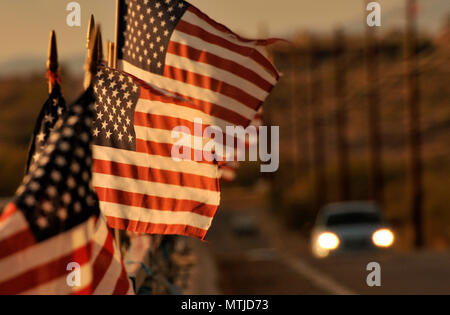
xmin=311 ymin=201 xmax=394 ymax=258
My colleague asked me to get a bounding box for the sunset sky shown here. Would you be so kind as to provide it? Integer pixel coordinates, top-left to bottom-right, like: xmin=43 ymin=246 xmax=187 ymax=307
xmin=0 ymin=0 xmax=448 ymax=75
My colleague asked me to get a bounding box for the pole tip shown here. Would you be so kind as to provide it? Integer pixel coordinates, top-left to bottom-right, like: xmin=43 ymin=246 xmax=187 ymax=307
xmin=86 ymin=14 xmax=96 ymax=49
xmin=84 ymin=24 xmax=100 ymax=89
xmin=47 ymin=30 xmax=58 ymax=73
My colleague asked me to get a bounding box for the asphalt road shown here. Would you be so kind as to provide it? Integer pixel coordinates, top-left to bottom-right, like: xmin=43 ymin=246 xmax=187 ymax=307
xmin=189 ymin=205 xmax=450 ymax=295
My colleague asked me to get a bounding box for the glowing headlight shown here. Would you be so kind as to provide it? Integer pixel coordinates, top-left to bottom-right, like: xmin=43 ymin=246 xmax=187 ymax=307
xmin=372 ymin=229 xmax=394 ymax=247
xmin=318 ymin=232 xmax=340 ymax=250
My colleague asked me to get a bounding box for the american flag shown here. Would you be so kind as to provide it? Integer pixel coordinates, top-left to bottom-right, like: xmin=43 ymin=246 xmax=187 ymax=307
xmin=117 ymin=0 xmax=280 ymax=129
xmin=91 ymin=66 xmax=220 ymax=240
xmin=25 ymin=83 xmax=66 ymax=173
xmin=0 ymin=89 xmax=133 ymax=294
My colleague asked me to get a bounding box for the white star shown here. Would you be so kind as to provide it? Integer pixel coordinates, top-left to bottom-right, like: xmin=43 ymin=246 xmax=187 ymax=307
xmin=93 ymin=128 xmax=100 ymax=137
xmin=118 ymin=132 xmax=123 ymax=141
xmin=106 ymin=130 xmax=112 ymax=139
xmin=44 ymin=114 xmax=54 ymax=123
xmin=57 ymin=208 xmax=68 ymax=220
xmin=37 ymin=217 xmax=48 ymax=229
xmin=37 ymin=132 xmax=45 ymax=142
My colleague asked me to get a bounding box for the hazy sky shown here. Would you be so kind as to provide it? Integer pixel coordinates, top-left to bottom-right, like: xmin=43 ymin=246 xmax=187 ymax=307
xmin=0 ymin=0 xmax=448 ymax=73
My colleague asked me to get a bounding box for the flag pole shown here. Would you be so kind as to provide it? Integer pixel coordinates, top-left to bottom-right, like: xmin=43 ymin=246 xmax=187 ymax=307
xmin=83 ymin=25 xmax=100 ymax=90
xmin=86 ymin=14 xmax=95 ymax=49
xmin=46 ymin=30 xmax=59 ymax=94
xmin=113 ymin=0 xmax=121 ymax=69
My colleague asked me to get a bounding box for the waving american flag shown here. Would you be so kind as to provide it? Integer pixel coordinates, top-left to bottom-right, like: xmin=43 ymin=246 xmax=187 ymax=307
xmin=0 ymin=89 xmax=133 ymax=295
xmin=91 ymin=67 xmax=220 ymax=240
xmin=116 ymin=0 xmax=280 ymax=129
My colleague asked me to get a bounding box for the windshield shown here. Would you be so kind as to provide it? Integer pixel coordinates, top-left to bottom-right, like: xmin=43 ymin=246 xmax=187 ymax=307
xmin=325 ymin=212 xmax=381 ymax=227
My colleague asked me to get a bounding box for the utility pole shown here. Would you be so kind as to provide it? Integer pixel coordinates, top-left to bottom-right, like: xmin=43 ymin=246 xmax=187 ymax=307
xmin=333 ymin=29 xmax=351 ymax=201
xmin=364 ymin=1 xmax=383 ymax=205
xmin=308 ymin=37 xmax=327 ymax=211
xmin=290 ymin=51 xmax=299 ymax=178
xmin=405 ymin=0 xmax=424 ymax=248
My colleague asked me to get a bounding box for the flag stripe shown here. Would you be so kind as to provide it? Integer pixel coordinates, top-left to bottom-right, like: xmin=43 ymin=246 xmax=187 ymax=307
xmin=176 ymin=18 xmax=278 ymax=79
xmin=170 ymin=30 xmax=276 ymax=87
xmin=93 ymin=145 xmax=217 ymax=178
xmin=93 ymin=173 xmax=220 ymax=206
xmin=164 ymin=65 xmax=261 ymax=109
xmin=99 ymin=201 xmax=214 ymax=230
xmin=121 ymin=60 xmax=256 ymax=120
xmin=0 ymin=241 xmax=91 ymax=294
xmin=95 ymin=187 xmax=217 ymax=217
xmin=186 ymin=6 xmax=281 ymax=47
xmin=138 ymin=86 xmax=249 ymax=126
xmin=106 ymin=216 xmax=207 ymax=240
xmin=167 ymin=41 xmax=273 ymax=93
xmin=0 ymin=214 xmax=96 ymax=283
xmin=93 ymin=159 xmax=218 ymax=191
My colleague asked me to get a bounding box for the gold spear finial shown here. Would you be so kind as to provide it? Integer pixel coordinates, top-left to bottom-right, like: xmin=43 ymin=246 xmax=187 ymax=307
xmin=83 ymin=25 xmax=100 ymax=90
xmin=96 ymin=26 xmax=103 ymax=64
xmin=86 ymin=14 xmax=95 ymax=49
xmin=46 ymin=30 xmax=59 ymax=93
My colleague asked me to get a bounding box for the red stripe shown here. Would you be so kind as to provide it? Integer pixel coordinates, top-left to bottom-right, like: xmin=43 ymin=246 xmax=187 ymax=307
xmin=0 ymin=202 xmax=17 ymax=223
xmin=0 ymin=228 xmax=36 ymax=260
xmin=91 ymin=229 xmax=114 ymax=292
xmin=134 ymin=111 xmax=249 ymax=151
xmin=176 ymin=19 xmax=279 ymax=80
xmin=106 ymin=216 xmax=209 ymax=240
xmin=139 ymin=83 xmax=251 ymax=126
xmin=164 ymin=65 xmax=261 ymax=109
xmin=0 ymin=242 xmax=91 ymax=294
xmin=112 ymin=261 xmax=132 ymax=295
xmin=95 ymin=187 xmax=218 ymax=217
xmin=187 ymin=6 xmax=284 ymax=46
xmin=135 ymin=138 xmax=216 ymax=165
xmin=93 ymin=159 xmax=219 ymax=191
xmin=167 ymin=41 xmax=273 ymax=92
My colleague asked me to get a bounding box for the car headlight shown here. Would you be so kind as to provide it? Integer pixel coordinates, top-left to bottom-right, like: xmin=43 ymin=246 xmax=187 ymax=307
xmin=372 ymin=229 xmax=394 ymax=247
xmin=317 ymin=232 xmax=340 ymax=250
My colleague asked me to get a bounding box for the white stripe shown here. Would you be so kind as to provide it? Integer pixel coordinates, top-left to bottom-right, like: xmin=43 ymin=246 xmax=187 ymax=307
xmin=0 ymin=216 xmax=96 ymax=283
xmin=136 ymin=98 xmax=231 ymax=130
xmin=120 ymin=60 xmax=256 ymax=121
xmin=92 ymin=145 xmax=218 ymax=178
xmin=135 ymin=125 xmax=207 ymax=148
xmin=99 ymin=201 xmax=213 ymax=230
xmin=91 ymin=214 xmax=131 ymax=294
xmin=165 ymin=53 xmax=269 ymax=101
xmin=93 ymin=173 xmax=220 ymax=206
xmin=21 ymin=264 xmax=93 ymax=295
xmin=181 ymin=10 xmax=278 ymax=80
xmin=0 ymin=208 xmax=28 ymax=240
xmin=172 ymin=27 xmax=277 ymax=85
